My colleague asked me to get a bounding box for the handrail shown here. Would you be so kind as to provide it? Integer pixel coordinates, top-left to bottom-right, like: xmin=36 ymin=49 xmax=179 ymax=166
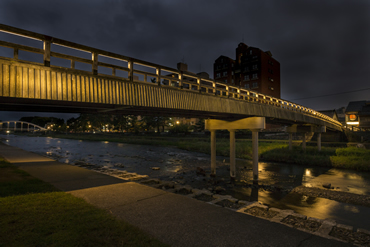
xmin=0 ymin=23 xmax=342 ymax=128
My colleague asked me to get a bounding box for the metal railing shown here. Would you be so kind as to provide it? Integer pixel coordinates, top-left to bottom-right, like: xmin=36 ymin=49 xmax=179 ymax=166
xmin=0 ymin=24 xmax=341 ymax=128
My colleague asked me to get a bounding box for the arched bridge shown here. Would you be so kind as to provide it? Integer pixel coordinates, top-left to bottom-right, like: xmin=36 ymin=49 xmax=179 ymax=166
xmin=0 ymin=121 xmax=46 ymax=132
xmin=0 ymin=24 xmax=341 ymax=131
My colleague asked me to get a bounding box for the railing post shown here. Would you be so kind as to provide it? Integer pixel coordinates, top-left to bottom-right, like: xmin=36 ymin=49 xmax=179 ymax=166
xmin=213 ymin=82 xmax=216 ymax=95
xmin=197 ymin=77 xmax=201 ymax=92
xmin=13 ymin=48 xmax=18 ymax=60
xmin=43 ymin=38 xmax=51 ymax=67
xmin=226 ymin=85 xmax=229 ymax=97
xmin=128 ymin=60 xmax=133 ymax=82
xmin=179 ymin=72 xmax=183 ymax=89
xmin=92 ymin=52 xmax=98 ymax=75
xmin=156 ymin=68 xmax=161 ymax=86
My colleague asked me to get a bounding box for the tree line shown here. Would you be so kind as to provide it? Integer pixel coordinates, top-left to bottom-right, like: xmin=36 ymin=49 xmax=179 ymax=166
xmin=19 ymin=114 xmax=205 ymax=134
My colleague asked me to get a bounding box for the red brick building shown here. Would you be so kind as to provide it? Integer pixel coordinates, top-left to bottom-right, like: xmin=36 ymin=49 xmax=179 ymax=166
xmin=214 ymin=43 xmax=281 ymax=98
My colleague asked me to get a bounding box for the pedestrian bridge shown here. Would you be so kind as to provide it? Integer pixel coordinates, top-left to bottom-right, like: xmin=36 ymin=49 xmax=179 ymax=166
xmin=0 ymin=121 xmax=46 ymax=132
xmin=0 ymin=24 xmax=341 ymax=132
xmin=0 ymin=24 xmax=345 ymax=182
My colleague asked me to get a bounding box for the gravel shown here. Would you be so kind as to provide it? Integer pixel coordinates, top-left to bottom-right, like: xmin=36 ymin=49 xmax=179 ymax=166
xmin=215 ymin=199 xmax=244 ymax=209
xmin=330 ymin=227 xmax=370 ymax=246
xmin=281 ymin=215 xmax=322 ymax=232
xmin=194 ymin=193 xmax=214 ymax=202
xmin=244 ymin=206 xmax=279 ymax=219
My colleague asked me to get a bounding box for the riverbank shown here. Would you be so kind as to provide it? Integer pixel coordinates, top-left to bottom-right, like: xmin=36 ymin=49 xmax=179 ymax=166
xmin=0 ymin=157 xmax=167 ymax=247
xmin=36 ymin=132 xmax=370 ymax=171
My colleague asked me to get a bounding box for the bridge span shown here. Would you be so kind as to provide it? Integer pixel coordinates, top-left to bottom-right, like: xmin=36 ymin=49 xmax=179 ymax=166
xmin=0 ymin=121 xmax=46 ymax=132
xmin=0 ymin=24 xmax=342 ymax=182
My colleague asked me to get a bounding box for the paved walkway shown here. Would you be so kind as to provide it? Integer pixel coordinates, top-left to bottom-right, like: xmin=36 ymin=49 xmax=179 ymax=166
xmin=0 ymin=143 xmax=353 ymax=247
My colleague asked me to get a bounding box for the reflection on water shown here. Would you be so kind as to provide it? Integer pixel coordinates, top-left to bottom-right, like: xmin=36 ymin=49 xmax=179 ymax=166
xmin=1 ymin=134 xmax=370 ymax=230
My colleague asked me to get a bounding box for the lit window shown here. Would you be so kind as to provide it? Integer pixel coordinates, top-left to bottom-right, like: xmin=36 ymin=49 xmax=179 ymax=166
xmin=349 ymin=114 xmax=357 ymax=120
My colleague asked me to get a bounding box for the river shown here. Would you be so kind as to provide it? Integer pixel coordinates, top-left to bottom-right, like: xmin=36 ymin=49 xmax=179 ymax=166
xmin=2 ymin=134 xmax=370 ymax=230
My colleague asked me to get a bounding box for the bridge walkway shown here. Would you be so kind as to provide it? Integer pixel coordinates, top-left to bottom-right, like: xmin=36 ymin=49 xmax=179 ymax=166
xmin=0 ymin=143 xmax=352 ymax=247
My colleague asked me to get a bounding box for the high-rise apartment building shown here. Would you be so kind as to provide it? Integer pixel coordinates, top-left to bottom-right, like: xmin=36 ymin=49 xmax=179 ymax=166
xmin=214 ymin=43 xmax=280 ymax=98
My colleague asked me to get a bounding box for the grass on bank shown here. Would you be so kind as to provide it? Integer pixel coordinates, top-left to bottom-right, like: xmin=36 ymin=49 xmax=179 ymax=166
xmin=37 ymin=133 xmax=370 ymax=171
xmin=0 ymin=158 xmax=168 ymax=247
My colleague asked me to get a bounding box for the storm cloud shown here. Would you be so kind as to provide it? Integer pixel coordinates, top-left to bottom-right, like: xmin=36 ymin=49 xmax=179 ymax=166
xmin=0 ymin=0 xmax=369 ymax=120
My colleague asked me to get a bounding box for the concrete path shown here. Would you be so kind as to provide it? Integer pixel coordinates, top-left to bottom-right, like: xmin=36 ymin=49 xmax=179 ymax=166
xmin=0 ymin=143 xmax=353 ymax=247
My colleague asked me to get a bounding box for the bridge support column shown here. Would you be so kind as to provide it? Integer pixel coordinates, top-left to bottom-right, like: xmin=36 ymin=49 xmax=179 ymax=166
xmin=289 ymin=133 xmax=293 ymax=150
xmin=252 ymin=130 xmax=259 ymax=184
xmin=302 ymin=133 xmax=306 ymax=151
xmin=205 ymin=117 xmax=265 ymax=180
xmin=229 ymin=129 xmax=236 ymax=179
xmin=313 ymin=126 xmax=326 ymax=152
xmin=210 ymin=130 xmax=216 ymax=177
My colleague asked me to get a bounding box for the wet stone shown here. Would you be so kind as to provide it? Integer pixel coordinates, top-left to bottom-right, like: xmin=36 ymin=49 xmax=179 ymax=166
xmin=244 ymin=206 xmax=279 ymax=219
xmin=330 ymin=226 xmax=370 ymax=245
xmin=141 ymin=179 xmax=161 ymax=185
xmin=176 ymin=188 xmax=192 ymax=195
xmin=215 ymin=199 xmax=244 ymax=209
xmin=194 ymin=193 xmax=214 ymax=202
xmin=281 ymin=215 xmax=322 ymax=232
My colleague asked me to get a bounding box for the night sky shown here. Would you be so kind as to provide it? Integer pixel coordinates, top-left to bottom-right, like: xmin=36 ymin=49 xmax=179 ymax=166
xmin=0 ymin=0 xmax=369 ymax=121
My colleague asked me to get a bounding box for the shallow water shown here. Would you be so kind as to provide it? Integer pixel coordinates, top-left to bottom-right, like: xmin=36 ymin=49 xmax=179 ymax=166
xmin=2 ymin=134 xmax=370 ymax=230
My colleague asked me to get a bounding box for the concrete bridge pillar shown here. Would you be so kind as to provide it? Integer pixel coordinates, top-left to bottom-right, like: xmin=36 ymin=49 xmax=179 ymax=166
xmin=210 ymin=130 xmax=216 ymax=177
xmin=302 ymin=133 xmax=306 ymax=151
xmin=313 ymin=126 xmax=326 ymax=152
xmin=288 ymin=133 xmax=293 ymax=150
xmin=205 ymin=117 xmax=265 ymax=181
xmin=229 ymin=129 xmax=236 ymax=179
xmin=317 ymin=133 xmax=321 ymax=151
xmin=252 ymin=130 xmax=259 ymax=184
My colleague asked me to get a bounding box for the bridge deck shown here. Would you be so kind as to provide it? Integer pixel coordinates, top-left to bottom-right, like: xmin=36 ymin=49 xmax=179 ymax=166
xmin=0 ymin=24 xmax=342 ymax=131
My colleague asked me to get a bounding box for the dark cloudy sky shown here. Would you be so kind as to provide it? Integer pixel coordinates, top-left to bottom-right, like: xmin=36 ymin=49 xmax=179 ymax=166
xmin=0 ymin=0 xmax=369 ymax=121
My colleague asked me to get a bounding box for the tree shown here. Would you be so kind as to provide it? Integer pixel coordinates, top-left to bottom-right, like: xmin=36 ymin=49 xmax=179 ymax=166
xmin=194 ymin=118 xmax=205 ymax=132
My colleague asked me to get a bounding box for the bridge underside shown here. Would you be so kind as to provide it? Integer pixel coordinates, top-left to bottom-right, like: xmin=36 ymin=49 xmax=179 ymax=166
xmin=0 ymin=58 xmax=342 ymax=131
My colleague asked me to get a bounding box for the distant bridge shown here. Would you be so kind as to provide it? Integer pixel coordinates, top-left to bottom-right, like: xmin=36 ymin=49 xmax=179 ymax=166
xmin=0 ymin=24 xmax=342 ymax=182
xmin=0 ymin=121 xmax=46 ymax=132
